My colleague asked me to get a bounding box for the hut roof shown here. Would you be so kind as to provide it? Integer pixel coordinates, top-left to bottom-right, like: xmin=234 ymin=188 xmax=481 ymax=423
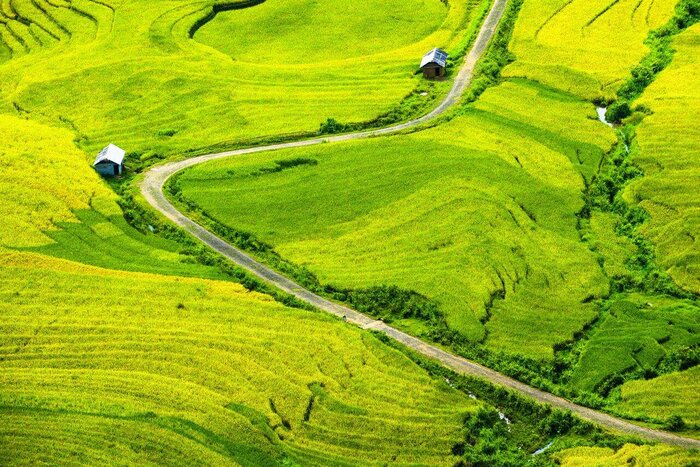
xmin=420 ymin=48 xmax=448 ymax=69
xmin=94 ymin=144 xmax=125 ymax=166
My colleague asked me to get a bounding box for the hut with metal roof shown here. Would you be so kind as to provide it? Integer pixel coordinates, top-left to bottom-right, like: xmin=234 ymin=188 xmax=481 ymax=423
xmin=93 ymin=144 xmax=125 ymax=176
xmin=420 ymin=48 xmax=448 ymax=79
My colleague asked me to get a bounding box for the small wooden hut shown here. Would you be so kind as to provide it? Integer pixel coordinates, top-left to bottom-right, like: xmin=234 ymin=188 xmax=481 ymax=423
xmin=93 ymin=144 xmax=125 ymax=177
xmin=420 ymin=48 xmax=448 ymax=79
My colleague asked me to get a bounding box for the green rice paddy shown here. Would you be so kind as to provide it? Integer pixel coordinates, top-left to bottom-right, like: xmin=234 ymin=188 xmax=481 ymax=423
xmin=626 ymin=22 xmax=700 ymax=294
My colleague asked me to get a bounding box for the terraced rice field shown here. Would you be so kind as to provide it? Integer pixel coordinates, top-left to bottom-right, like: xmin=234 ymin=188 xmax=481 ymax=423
xmin=0 ymin=251 xmax=476 ymax=465
xmin=554 ymin=443 xmax=700 ymax=466
xmin=625 ymin=22 xmax=700 ymax=294
xmin=570 ymin=295 xmax=699 ymax=392
xmin=504 ymin=0 xmax=678 ymax=98
xmin=1 ymin=0 xmax=699 ymax=462
xmin=0 ymin=114 xmax=230 ymax=280
xmin=0 ymin=112 xmax=489 ymax=464
xmin=0 ymin=0 xmax=488 ymax=156
xmin=612 ymin=366 xmax=700 ymax=430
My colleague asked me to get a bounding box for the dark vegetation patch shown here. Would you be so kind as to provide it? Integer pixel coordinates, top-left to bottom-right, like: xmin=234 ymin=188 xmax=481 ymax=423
xmin=253 ymin=158 xmax=318 ymax=176
xmin=157 ymin=128 xmax=178 ymax=137
xmin=189 ymin=0 xmax=266 ymax=39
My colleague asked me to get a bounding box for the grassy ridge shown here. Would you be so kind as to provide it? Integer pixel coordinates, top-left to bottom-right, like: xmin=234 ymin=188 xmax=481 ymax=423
xmin=564 ymin=3 xmax=700 ymax=433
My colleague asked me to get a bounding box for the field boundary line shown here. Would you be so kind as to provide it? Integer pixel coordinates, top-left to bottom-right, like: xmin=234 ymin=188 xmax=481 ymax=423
xmin=140 ymin=0 xmax=700 ymax=449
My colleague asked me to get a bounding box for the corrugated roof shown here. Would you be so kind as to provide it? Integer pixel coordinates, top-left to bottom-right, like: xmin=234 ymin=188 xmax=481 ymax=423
xmin=94 ymin=144 xmax=125 ymax=166
xmin=420 ymin=48 xmax=448 ymax=69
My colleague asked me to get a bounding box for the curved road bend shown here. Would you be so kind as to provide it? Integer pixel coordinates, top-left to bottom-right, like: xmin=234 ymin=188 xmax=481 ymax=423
xmin=141 ymin=0 xmax=700 ymax=450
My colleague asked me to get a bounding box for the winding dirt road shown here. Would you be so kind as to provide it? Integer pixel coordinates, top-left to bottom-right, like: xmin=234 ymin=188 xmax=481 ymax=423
xmin=141 ymin=0 xmax=700 ymax=449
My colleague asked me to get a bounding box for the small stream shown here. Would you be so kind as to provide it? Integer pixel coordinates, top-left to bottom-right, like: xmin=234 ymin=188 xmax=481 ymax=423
xmin=533 ymin=440 xmax=554 ymax=456
xmin=597 ymin=106 xmax=632 ymax=154
xmin=595 ymin=107 xmax=613 ymax=128
xmin=498 ymin=410 xmax=511 ymax=427
xmin=596 ymin=106 xmax=614 ymax=127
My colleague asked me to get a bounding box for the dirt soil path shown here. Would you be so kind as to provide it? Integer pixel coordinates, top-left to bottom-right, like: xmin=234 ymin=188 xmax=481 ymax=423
xmin=141 ymin=0 xmax=700 ymax=449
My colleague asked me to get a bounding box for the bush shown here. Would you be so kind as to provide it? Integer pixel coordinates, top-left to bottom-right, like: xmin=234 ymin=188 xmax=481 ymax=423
xmin=657 ymin=345 xmax=700 ymax=374
xmin=255 ymin=158 xmax=318 ymax=175
xmin=538 ymin=409 xmax=577 ymax=436
xmin=664 ymin=415 xmax=686 ymax=432
xmin=345 ymin=285 xmax=443 ymax=322
xmin=459 ymin=407 xmax=556 ymax=466
xmin=606 ymin=102 xmax=632 ymax=123
xmin=319 ymin=118 xmax=345 ymax=134
xmin=157 ymin=128 xmax=178 ymax=137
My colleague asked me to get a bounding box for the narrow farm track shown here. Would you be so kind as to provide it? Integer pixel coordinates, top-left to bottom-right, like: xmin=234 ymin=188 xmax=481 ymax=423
xmin=141 ymin=0 xmax=700 ymax=450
